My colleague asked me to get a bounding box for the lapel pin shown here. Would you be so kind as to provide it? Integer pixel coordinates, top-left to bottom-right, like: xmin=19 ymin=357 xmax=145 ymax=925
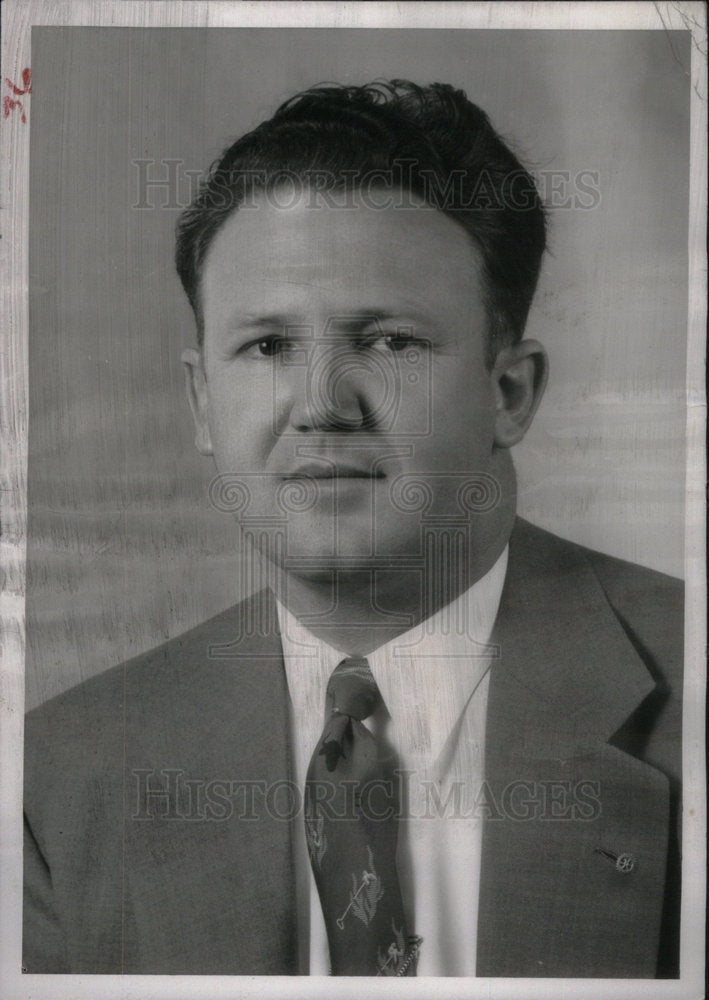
xmin=595 ymin=847 xmax=637 ymax=873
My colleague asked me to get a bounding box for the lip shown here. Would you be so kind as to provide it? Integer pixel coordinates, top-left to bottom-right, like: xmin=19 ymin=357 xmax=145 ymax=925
xmin=283 ymin=462 xmax=385 ymax=480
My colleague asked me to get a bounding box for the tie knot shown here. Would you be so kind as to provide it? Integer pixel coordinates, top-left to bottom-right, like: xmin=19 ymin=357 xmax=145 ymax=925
xmin=326 ymin=657 xmax=380 ymax=721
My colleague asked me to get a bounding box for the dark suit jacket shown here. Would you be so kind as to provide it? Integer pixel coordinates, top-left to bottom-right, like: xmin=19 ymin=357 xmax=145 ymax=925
xmin=23 ymin=519 xmax=683 ymax=976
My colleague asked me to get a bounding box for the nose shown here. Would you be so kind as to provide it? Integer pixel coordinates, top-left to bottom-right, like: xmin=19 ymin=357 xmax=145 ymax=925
xmin=287 ymin=344 xmax=372 ymax=432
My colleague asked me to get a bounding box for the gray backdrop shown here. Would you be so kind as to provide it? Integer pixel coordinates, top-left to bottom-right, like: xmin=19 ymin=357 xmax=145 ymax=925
xmin=26 ymin=27 xmax=690 ymax=708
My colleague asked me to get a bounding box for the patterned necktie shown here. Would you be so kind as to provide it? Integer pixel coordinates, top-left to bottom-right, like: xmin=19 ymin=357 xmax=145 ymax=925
xmin=304 ymin=656 xmax=422 ymax=976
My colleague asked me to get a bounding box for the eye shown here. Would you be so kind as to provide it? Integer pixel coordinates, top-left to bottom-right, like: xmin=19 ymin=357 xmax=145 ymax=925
xmin=239 ymin=336 xmax=291 ymax=358
xmin=256 ymin=337 xmax=285 ymax=357
xmin=382 ymin=332 xmax=425 ymax=353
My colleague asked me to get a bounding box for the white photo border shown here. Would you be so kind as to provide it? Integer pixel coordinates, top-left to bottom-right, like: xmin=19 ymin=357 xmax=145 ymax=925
xmin=1 ymin=3 xmax=705 ymax=999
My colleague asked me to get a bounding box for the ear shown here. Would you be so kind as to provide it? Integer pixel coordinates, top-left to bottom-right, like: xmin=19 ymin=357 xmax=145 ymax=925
xmin=491 ymin=339 xmax=548 ymax=449
xmin=181 ymin=347 xmax=214 ymax=455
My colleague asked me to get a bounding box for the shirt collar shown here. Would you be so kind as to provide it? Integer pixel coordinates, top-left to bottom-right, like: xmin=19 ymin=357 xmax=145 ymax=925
xmin=277 ymin=545 xmax=508 ymax=767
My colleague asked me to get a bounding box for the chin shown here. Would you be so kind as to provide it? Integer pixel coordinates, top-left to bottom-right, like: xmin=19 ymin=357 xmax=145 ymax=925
xmin=244 ymin=509 xmax=422 ymax=572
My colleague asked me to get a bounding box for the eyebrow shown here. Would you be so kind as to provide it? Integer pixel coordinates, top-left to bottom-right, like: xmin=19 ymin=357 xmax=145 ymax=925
xmin=230 ymin=309 xmax=434 ymax=332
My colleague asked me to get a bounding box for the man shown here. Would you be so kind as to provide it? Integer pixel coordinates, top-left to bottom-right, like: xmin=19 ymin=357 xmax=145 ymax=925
xmin=23 ymin=80 xmax=682 ymax=977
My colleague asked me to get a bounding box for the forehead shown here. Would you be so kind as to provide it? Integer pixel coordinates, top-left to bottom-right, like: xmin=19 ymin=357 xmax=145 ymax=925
xmin=200 ymin=189 xmax=485 ymax=325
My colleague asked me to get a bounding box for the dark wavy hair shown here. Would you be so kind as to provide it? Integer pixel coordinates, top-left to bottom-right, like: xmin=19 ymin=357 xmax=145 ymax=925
xmin=175 ymin=80 xmax=547 ymax=363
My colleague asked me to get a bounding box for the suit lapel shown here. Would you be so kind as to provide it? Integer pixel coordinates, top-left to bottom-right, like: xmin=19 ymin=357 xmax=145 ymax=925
xmin=477 ymin=520 xmax=669 ymax=977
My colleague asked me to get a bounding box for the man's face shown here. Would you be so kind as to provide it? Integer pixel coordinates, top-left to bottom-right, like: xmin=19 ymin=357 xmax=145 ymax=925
xmin=189 ymin=188 xmax=503 ymax=577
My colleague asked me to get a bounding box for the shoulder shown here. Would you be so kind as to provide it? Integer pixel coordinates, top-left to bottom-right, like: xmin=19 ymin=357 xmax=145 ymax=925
xmin=511 ymin=518 xmax=683 ymax=777
xmin=511 ymin=517 xmax=683 ymax=624
xmin=508 ymin=517 xmax=683 ymax=697
xmin=512 ymin=518 xmax=683 ymax=674
xmin=24 ymin=591 xmax=283 ymax=798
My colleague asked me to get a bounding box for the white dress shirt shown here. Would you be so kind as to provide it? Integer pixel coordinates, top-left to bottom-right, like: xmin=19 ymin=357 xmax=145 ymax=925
xmin=277 ymin=545 xmax=508 ymax=976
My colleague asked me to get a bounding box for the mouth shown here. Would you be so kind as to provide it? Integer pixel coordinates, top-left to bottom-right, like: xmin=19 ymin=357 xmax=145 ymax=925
xmin=283 ymin=462 xmax=386 ymax=481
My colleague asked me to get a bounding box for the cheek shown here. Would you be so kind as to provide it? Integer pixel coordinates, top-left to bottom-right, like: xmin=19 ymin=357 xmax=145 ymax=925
xmin=206 ymin=377 xmax=275 ymax=465
xmin=412 ymin=364 xmax=495 ymax=461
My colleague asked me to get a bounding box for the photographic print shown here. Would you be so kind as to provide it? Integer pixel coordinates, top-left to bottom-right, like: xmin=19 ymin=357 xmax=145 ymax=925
xmin=1 ymin=3 xmax=705 ymax=998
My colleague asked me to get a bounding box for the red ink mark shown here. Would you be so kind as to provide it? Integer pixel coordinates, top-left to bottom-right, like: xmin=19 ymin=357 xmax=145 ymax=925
xmin=5 ymin=67 xmax=32 ymax=95
xmin=3 ymin=68 xmax=31 ymax=123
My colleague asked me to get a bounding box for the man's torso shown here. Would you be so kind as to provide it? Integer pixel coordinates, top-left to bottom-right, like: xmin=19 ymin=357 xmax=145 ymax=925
xmin=23 ymin=519 xmax=683 ymax=976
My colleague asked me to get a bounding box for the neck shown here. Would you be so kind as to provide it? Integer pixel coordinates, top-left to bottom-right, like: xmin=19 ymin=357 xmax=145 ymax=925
xmin=269 ymin=459 xmax=517 ymax=655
